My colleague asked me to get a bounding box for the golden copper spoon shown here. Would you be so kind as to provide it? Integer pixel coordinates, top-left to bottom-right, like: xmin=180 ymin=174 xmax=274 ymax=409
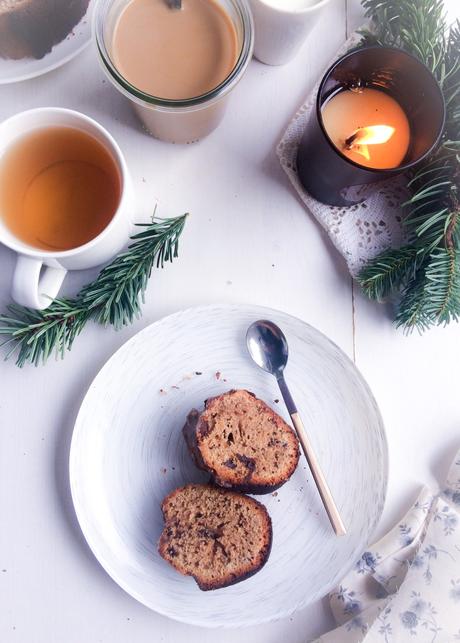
xmin=246 ymin=319 xmax=346 ymax=536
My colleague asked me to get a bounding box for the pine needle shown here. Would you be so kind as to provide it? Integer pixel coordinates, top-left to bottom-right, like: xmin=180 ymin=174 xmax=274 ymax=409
xmin=0 ymin=213 xmax=188 ymax=367
xmin=358 ymin=246 xmax=419 ymax=300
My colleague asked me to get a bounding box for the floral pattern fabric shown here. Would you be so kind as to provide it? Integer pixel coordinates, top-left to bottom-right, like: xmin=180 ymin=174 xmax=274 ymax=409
xmin=312 ymin=451 xmax=460 ymax=643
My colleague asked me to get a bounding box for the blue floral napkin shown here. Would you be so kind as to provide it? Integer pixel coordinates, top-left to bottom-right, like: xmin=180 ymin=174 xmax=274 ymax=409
xmin=312 ymin=450 xmax=460 ymax=642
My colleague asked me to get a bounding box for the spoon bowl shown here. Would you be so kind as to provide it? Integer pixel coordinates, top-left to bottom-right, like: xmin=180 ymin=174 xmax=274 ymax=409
xmin=246 ymin=319 xmax=289 ymax=377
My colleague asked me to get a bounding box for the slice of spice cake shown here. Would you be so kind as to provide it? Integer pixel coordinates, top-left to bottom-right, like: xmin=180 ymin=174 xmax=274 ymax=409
xmin=158 ymin=484 xmax=272 ymax=590
xmin=183 ymin=389 xmax=299 ymax=493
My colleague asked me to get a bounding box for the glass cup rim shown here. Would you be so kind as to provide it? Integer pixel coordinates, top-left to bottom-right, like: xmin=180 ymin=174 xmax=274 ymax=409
xmin=94 ymin=0 xmax=254 ymax=111
xmin=315 ymin=45 xmax=446 ymax=175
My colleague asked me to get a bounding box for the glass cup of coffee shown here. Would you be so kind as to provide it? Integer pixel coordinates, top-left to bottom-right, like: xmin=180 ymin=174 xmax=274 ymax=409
xmin=94 ymin=0 xmax=254 ymax=144
xmin=0 ymin=108 xmax=133 ymax=309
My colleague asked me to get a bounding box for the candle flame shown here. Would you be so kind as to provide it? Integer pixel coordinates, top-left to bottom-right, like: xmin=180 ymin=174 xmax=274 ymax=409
xmin=345 ymin=125 xmax=396 ymax=162
xmin=351 ymin=125 xmax=396 ymax=146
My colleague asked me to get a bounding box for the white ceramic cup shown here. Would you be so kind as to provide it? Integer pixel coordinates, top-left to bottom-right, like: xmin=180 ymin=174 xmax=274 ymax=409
xmin=0 ymin=108 xmax=133 ymax=310
xmin=249 ymin=0 xmax=331 ymax=66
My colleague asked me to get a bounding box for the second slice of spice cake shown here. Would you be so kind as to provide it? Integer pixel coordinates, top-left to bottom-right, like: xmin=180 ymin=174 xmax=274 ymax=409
xmin=158 ymin=484 xmax=272 ymax=590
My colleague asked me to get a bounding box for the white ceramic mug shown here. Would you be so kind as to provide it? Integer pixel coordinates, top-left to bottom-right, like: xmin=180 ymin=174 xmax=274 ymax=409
xmin=0 ymin=108 xmax=133 ymax=310
xmin=249 ymin=0 xmax=331 ymax=66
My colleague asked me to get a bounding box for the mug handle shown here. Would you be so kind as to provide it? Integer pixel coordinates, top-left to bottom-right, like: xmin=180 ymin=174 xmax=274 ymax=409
xmin=12 ymin=255 xmax=67 ymax=310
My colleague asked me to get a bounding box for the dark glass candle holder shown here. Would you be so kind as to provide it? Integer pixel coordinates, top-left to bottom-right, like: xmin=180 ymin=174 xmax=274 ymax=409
xmin=297 ymin=46 xmax=445 ymax=206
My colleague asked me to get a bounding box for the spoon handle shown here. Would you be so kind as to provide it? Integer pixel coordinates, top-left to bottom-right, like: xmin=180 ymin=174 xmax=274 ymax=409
xmin=291 ymin=412 xmax=346 ymax=536
xmin=277 ymin=376 xmax=346 ymax=537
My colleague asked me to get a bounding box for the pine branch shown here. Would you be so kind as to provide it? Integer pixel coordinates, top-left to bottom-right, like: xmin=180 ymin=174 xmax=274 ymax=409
xmin=424 ymin=247 xmax=460 ymax=324
xmin=0 ymin=213 xmax=188 ymax=367
xmin=0 ymin=300 xmax=90 ymax=367
xmin=395 ymin=267 xmax=432 ymax=331
xmin=357 ymin=0 xmax=460 ymax=332
xmin=357 ymin=246 xmax=418 ymax=300
xmin=395 ymin=247 xmax=460 ymax=330
xmin=360 ymin=0 xmax=446 ymax=74
xmin=404 ymin=152 xmax=459 ymax=254
xmin=80 ymin=214 xmax=186 ymax=328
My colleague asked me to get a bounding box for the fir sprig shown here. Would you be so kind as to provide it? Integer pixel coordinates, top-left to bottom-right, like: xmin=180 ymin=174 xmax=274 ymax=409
xmin=358 ymin=246 xmax=419 ymax=300
xmin=357 ymin=0 xmax=460 ymax=332
xmin=0 ymin=213 xmax=188 ymax=367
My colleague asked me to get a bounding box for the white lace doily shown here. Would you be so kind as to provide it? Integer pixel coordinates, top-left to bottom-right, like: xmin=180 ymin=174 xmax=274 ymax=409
xmin=277 ymin=33 xmax=410 ymax=277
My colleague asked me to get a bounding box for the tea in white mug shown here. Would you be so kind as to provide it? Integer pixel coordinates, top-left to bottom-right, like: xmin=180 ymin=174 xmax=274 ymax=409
xmin=0 ymin=126 xmax=121 ymax=251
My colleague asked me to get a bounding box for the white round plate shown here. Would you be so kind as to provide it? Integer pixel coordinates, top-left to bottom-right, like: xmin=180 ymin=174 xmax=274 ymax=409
xmin=0 ymin=1 xmax=94 ymax=84
xmin=70 ymin=304 xmax=387 ymax=628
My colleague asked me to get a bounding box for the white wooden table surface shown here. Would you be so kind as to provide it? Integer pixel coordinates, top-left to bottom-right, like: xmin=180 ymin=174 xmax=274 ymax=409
xmin=1 ymin=1 xmax=459 ymax=641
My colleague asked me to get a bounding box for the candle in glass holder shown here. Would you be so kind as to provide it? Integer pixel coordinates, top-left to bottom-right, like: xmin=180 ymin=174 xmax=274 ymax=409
xmin=321 ymin=88 xmax=410 ymax=169
xmin=296 ymin=47 xmax=446 ymax=206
